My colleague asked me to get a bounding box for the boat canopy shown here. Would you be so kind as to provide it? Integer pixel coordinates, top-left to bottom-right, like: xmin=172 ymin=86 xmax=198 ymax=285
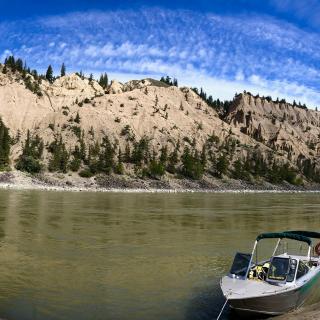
xmin=256 ymin=232 xmax=312 ymax=245
xmin=286 ymin=231 xmax=320 ymax=239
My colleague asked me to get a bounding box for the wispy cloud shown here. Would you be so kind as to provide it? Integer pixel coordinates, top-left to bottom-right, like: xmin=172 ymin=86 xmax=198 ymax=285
xmin=0 ymin=8 xmax=319 ymax=107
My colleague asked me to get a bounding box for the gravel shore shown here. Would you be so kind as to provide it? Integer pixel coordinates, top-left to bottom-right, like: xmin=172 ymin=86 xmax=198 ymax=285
xmin=1 ymin=170 xmax=320 ymax=193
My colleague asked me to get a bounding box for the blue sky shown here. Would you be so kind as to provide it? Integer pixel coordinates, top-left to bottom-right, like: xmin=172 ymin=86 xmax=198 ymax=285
xmin=1 ymin=0 xmax=320 ymax=107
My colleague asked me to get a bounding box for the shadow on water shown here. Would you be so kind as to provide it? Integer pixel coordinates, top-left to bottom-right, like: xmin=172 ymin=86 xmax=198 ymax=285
xmin=185 ymin=280 xmax=233 ymax=320
xmin=185 ymin=280 xmax=271 ymax=320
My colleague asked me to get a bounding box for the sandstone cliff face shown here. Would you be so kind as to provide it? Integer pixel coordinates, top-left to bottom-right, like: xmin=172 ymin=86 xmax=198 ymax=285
xmin=0 ymin=65 xmax=318 ymax=177
xmin=226 ymin=93 xmax=320 ymax=167
xmin=0 ymin=68 xmax=252 ymax=161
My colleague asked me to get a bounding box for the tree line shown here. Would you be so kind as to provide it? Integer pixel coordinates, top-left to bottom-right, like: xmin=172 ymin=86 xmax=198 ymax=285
xmin=2 ymin=56 xmax=109 ymax=92
xmin=1 ymin=118 xmax=319 ymax=185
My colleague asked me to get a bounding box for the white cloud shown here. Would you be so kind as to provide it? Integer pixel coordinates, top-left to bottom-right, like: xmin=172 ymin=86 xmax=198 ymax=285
xmin=0 ymin=8 xmax=319 ymax=108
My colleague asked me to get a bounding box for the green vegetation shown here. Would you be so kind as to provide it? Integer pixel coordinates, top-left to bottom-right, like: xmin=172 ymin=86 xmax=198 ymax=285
xmin=181 ymin=147 xmax=204 ymax=180
xmin=99 ymin=73 xmax=109 ymax=88
xmin=48 ymin=136 xmax=69 ymax=173
xmin=60 ymin=63 xmax=66 ymax=77
xmin=0 ymin=118 xmax=10 ymax=170
xmin=192 ymin=87 xmax=232 ymax=115
xmin=45 ymin=65 xmax=54 ymax=83
xmin=160 ymin=76 xmax=178 ymax=87
xmin=3 ymin=56 xmax=43 ymax=96
xmin=15 ymin=130 xmax=43 ymax=173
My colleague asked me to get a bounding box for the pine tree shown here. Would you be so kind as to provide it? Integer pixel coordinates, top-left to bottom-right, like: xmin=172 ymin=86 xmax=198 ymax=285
xmin=148 ymin=159 xmax=165 ymax=178
xmin=74 ymin=112 xmax=81 ymax=124
xmin=15 ymin=130 xmax=43 ymax=173
xmin=48 ymin=136 xmax=69 ymax=173
xmin=99 ymin=73 xmax=108 ymax=88
xmin=124 ymin=144 xmax=131 ymax=163
xmin=46 ymin=65 xmax=54 ymax=83
xmin=69 ymin=145 xmax=82 ymax=172
xmin=114 ymin=148 xmax=124 ymax=175
xmin=60 ymin=63 xmax=66 ymax=77
xmin=181 ymin=146 xmax=204 ymax=180
xmin=167 ymin=141 xmax=180 ymax=173
xmin=215 ymin=154 xmax=229 ymax=177
xmin=0 ymin=118 xmax=10 ymax=170
xmin=160 ymin=146 xmax=168 ymax=164
xmin=98 ymin=136 xmax=115 ymax=174
xmin=200 ymin=144 xmax=207 ymax=167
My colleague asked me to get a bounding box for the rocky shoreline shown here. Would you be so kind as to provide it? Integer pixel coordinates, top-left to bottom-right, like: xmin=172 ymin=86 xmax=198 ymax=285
xmin=1 ymin=170 xmax=320 ymax=193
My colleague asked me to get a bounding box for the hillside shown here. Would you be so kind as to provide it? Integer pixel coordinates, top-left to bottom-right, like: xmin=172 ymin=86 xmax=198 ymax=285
xmin=0 ymin=58 xmax=319 ymax=190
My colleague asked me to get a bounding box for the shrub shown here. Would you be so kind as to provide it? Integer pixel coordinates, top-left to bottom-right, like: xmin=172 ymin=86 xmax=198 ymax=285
xmin=71 ymin=126 xmax=81 ymax=139
xmin=69 ymin=158 xmax=81 ymax=172
xmin=148 ymin=160 xmax=165 ymax=178
xmin=114 ymin=162 xmax=124 ymax=175
xmin=15 ymin=155 xmax=42 ymax=173
xmin=79 ymin=169 xmax=94 ymax=178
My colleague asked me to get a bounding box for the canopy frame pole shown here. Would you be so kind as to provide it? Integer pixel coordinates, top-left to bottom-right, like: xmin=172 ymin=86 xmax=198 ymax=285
xmin=272 ymin=238 xmax=281 ymax=256
xmin=245 ymin=240 xmax=258 ymax=279
xmin=308 ymin=245 xmax=312 ymax=260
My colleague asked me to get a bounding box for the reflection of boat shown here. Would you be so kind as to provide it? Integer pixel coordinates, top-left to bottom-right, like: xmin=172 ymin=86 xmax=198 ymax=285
xmin=220 ymin=231 xmax=320 ymax=317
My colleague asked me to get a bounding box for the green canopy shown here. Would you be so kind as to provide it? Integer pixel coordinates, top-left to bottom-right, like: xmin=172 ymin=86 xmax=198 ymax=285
xmin=256 ymin=232 xmax=312 ymax=246
xmin=286 ymin=231 xmax=320 ymax=239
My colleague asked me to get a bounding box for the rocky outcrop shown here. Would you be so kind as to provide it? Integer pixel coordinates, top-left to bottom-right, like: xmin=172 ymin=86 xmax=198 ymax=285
xmin=226 ymin=92 xmax=320 ymax=168
xmin=107 ymin=80 xmax=124 ymax=94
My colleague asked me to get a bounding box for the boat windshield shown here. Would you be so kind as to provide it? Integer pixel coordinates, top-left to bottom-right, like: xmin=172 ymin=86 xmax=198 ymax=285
xmin=230 ymin=252 xmax=252 ymax=277
xmin=267 ymin=257 xmax=290 ymax=282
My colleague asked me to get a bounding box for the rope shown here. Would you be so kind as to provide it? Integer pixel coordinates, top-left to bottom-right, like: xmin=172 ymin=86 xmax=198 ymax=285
xmin=216 ymin=296 xmax=229 ymax=320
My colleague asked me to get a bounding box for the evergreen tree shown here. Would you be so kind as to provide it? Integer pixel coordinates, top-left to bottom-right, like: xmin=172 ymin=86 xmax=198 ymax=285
xmin=97 ymin=136 xmax=115 ymax=174
xmin=148 ymin=159 xmax=165 ymax=178
xmin=114 ymin=148 xmax=124 ymax=175
xmin=167 ymin=142 xmax=180 ymax=173
xmin=46 ymin=65 xmax=54 ymax=83
xmin=181 ymin=146 xmax=204 ymax=180
xmin=60 ymin=63 xmax=66 ymax=77
xmin=160 ymin=146 xmax=168 ymax=164
xmin=215 ymin=154 xmax=229 ymax=177
xmin=74 ymin=112 xmax=81 ymax=124
xmin=16 ymin=130 xmax=43 ymax=173
xmin=131 ymin=137 xmax=149 ymax=166
xmin=124 ymin=144 xmax=131 ymax=163
xmin=0 ymin=118 xmax=10 ymax=170
xmin=48 ymin=136 xmax=69 ymax=173
xmin=200 ymin=144 xmax=207 ymax=167
xmin=99 ymin=73 xmax=109 ymax=88
xmin=69 ymin=145 xmax=82 ymax=172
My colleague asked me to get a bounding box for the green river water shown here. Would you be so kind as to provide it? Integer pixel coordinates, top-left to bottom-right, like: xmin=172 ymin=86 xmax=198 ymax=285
xmin=0 ymin=190 xmax=319 ymax=320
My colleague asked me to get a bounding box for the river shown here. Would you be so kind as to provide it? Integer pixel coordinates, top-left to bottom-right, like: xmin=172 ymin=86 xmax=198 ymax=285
xmin=0 ymin=190 xmax=319 ymax=319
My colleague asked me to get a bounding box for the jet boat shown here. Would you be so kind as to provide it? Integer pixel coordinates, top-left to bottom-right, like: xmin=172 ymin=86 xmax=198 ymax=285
xmin=220 ymin=231 xmax=320 ymax=316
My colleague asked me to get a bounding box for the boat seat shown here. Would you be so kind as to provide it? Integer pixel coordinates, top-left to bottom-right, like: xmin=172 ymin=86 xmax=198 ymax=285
xmin=248 ymin=262 xmax=270 ymax=281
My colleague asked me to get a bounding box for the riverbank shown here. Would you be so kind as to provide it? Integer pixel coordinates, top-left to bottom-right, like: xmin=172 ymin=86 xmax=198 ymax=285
xmin=1 ymin=170 xmax=320 ymax=193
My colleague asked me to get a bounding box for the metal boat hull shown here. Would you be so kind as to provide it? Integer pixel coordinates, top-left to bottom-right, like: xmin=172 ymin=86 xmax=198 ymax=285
xmin=228 ymin=272 xmax=320 ymax=316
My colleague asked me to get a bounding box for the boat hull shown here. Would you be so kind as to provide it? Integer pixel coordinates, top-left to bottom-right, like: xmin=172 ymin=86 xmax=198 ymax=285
xmin=228 ymin=271 xmax=320 ymax=316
